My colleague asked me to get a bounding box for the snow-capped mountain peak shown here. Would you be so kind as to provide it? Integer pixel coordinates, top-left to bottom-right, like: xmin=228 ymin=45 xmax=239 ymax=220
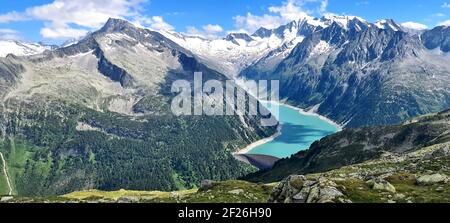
xmin=374 ymin=19 xmax=403 ymax=31
xmin=161 ymin=25 xmax=306 ymax=76
xmin=293 ymin=15 xmax=370 ymax=31
xmin=320 ymin=14 xmax=368 ymax=29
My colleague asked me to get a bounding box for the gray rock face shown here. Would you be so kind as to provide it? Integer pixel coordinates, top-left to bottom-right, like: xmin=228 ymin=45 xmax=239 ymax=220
xmin=0 ymin=57 xmax=24 ymax=96
xmin=225 ymin=33 xmax=254 ymax=45
xmin=95 ymin=47 xmax=134 ymax=87
xmin=422 ymin=26 xmax=450 ymax=52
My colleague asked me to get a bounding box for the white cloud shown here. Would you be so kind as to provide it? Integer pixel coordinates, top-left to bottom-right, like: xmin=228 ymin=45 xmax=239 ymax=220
xmin=25 ymin=0 xmax=146 ymax=28
xmin=185 ymin=24 xmax=224 ymax=39
xmin=40 ymin=24 xmax=89 ymax=39
xmin=268 ymin=0 xmax=311 ymax=21
xmin=0 ymin=0 xmax=160 ymax=39
xmin=319 ymin=0 xmax=329 ymax=14
xmin=133 ymin=16 xmax=175 ymax=31
xmin=149 ymin=16 xmax=175 ymax=31
xmin=0 ymin=29 xmax=18 ymax=34
xmin=232 ymin=0 xmax=328 ymax=34
xmin=233 ymin=13 xmax=284 ymax=34
xmin=442 ymin=2 xmax=450 ymax=8
xmin=203 ymin=24 xmax=224 ymax=33
xmin=356 ymin=1 xmax=370 ymax=6
xmin=439 ymin=20 xmax=450 ymax=26
xmin=0 ymin=11 xmax=27 ymax=23
xmin=401 ymin=22 xmax=428 ymax=30
xmin=0 ymin=29 xmax=21 ymax=40
xmin=432 ymin=13 xmax=446 ymax=17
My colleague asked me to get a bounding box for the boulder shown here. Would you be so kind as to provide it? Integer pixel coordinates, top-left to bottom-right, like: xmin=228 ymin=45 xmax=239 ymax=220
xmin=416 ymin=173 xmax=449 ymax=186
xmin=199 ymin=180 xmax=216 ymax=191
xmin=0 ymin=196 xmax=13 ymax=202
xmin=317 ymin=186 xmax=345 ymax=203
xmin=367 ymin=178 xmax=396 ymax=193
xmin=270 ymin=175 xmax=348 ymax=203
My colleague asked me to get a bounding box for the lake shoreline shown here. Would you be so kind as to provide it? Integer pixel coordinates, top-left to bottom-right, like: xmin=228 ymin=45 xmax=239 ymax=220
xmin=233 ymin=125 xmax=282 ymax=155
xmin=270 ymin=100 xmax=343 ymax=131
xmin=233 ymin=101 xmax=343 ymax=156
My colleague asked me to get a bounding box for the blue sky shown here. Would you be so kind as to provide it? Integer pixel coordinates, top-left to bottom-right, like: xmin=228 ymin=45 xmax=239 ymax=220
xmin=0 ymin=0 xmax=449 ymax=44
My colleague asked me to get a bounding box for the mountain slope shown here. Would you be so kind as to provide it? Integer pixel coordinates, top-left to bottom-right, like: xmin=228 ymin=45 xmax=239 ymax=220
xmin=0 ymin=18 xmax=277 ymax=196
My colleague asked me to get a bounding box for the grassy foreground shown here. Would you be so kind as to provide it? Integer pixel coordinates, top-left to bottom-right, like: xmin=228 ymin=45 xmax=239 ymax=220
xmin=1 ymin=143 xmax=450 ymax=203
xmin=1 ymin=180 xmax=275 ymax=203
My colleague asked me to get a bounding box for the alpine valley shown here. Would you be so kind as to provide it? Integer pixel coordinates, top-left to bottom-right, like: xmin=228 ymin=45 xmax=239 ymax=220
xmin=1 ymin=13 xmax=450 ymax=203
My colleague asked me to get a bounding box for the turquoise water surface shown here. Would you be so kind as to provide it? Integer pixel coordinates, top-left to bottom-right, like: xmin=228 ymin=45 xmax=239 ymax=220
xmin=249 ymin=102 xmax=340 ymax=158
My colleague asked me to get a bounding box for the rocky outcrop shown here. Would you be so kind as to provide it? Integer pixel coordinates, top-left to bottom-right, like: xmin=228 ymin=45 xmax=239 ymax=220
xmin=94 ymin=47 xmax=134 ymax=87
xmin=269 ymin=141 xmax=450 ymax=203
xmin=269 ymin=175 xmax=350 ymax=203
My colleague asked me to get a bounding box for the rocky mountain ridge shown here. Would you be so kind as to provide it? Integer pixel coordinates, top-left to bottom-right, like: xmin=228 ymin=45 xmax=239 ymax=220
xmin=239 ymin=17 xmax=450 ymax=127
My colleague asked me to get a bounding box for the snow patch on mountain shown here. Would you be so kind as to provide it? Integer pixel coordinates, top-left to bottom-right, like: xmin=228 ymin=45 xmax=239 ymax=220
xmin=311 ymin=41 xmax=331 ymax=57
xmin=0 ymin=40 xmax=51 ymax=57
xmin=321 ymin=15 xmax=367 ymax=29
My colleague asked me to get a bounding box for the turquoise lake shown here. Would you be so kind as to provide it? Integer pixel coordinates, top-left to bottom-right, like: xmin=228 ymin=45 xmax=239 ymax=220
xmin=249 ymin=102 xmax=340 ymax=158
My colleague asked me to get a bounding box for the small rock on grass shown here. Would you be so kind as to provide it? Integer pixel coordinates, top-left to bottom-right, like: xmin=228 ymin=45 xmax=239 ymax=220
xmin=228 ymin=189 xmax=244 ymax=195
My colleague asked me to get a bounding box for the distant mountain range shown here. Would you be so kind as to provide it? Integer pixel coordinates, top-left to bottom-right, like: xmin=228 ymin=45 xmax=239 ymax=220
xmin=162 ymin=15 xmax=450 ymax=127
